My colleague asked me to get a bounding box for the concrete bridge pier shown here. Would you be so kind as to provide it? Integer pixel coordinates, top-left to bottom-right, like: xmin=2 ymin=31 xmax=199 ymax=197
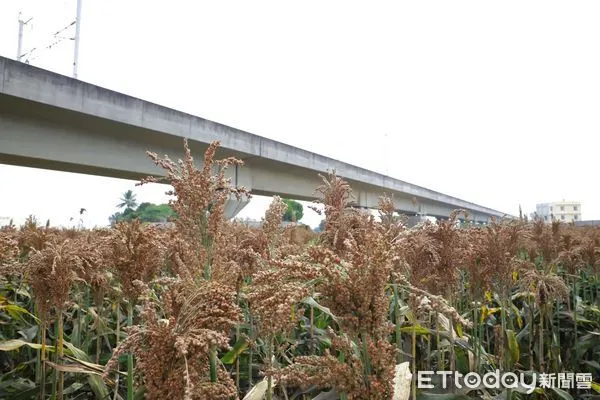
xmin=224 ymin=195 xmax=250 ymax=219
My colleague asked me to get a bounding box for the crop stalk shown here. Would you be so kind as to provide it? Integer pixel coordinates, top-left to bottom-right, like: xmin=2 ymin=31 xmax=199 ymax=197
xmin=538 ymin=305 xmax=544 ymax=372
xmin=555 ymin=300 xmax=560 ymax=371
xmin=96 ymin=297 xmax=102 ymax=364
xmin=500 ymin=299 xmax=507 ymax=371
xmin=34 ymin=304 xmax=41 ymax=388
xmin=40 ymin=316 xmax=47 ymax=400
xmin=435 ymin=311 xmax=442 ymax=370
xmin=52 ymin=317 xmax=58 ymax=399
xmin=393 ymin=285 xmax=403 ymax=363
xmin=427 ymin=312 xmax=432 ymax=371
xmin=235 ymin=323 xmax=240 ymax=392
xmin=447 ymin=297 xmax=456 ymax=393
xmin=528 ymin=294 xmax=534 ymax=370
xmin=57 ymin=308 xmax=64 ymax=400
xmin=113 ymin=304 xmax=121 ymax=400
xmin=501 ymin=296 xmax=513 ymax=400
xmin=127 ymin=302 xmax=134 ymax=400
xmin=473 ymin=306 xmax=479 ymax=372
xmin=412 ymin=323 xmax=417 ymax=400
xmin=209 ymin=345 xmax=218 ymax=383
xmin=573 ymin=279 xmax=578 ymax=370
xmin=266 ymin=335 xmax=274 ymax=400
xmin=248 ymin=314 xmax=253 ymax=388
xmin=310 ymin=302 xmax=315 ymax=355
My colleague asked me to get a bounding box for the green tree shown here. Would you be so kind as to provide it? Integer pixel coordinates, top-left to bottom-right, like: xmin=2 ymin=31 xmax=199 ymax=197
xmin=282 ymin=199 xmax=303 ymax=222
xmin=314 ymin=219 xmax=326 ymax=232
xmin=108 ymin=212 xmax=122 ymax=225
xmin=109 ymin=202 xmax=176 ymax=225
xmin=117 ymin=190 xmax=138 ymax=212
xmin=132 ymin=203 xmax=176 ymax=223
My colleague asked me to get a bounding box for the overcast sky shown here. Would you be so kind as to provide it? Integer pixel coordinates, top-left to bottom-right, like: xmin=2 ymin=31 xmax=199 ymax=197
xmin=1 ymin=0 xmax=599 ymax=228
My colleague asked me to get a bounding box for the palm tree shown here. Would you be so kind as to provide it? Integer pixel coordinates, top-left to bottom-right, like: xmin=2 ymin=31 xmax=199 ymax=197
xmin=117 ymin=190 xmax=138 ymax=212
xmin=108 ymin=212 xmax=121 ymax=226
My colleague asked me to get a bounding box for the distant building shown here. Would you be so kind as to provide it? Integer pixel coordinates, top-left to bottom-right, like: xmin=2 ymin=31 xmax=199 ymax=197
xmin=575 ymin=220 xmax=600 ymax=227
xmin=536 ymin=200 xmax=581 ymax=223
xmin=232 ymin=218 xmax=263 ymax=229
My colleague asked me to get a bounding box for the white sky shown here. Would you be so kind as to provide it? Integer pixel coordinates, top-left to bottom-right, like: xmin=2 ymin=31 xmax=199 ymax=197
xmin=1 ymin=0 xmax=599 ymax=228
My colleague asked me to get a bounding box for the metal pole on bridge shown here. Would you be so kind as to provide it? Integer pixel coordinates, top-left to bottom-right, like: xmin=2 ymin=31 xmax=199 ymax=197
xmin=16 ymin=13 xmax=33 ymax=61
xmin=73 ymin=0 xmax=82 ymax=78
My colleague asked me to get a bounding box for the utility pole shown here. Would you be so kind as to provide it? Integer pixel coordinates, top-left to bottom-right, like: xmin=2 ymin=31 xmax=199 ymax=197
xmin=72 ymin=0 xmax=82 ymax=78
xmin=384 ymin=132 xmax=390 ymax=176
xmin=16 ymin=13 xmax=33 ymax=61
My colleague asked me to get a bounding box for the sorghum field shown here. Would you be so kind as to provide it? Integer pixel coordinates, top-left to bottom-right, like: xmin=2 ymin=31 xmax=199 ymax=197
xmin=1 ymin=140 xmax=599 ymax=400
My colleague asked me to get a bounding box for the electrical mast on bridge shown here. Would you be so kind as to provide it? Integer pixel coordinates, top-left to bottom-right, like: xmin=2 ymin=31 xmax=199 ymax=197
xmin=15 ymin=0 xmax=82 ymax=79
xmin=16 ymin=13 xmax=33 ymax=62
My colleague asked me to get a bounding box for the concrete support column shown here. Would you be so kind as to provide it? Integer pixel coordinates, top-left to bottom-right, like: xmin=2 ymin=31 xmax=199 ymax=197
xmin=223 ymin=164 xmax=252 ymax=219
xmin=224 ymin=195 xmax=250 ymax=219
xmin=357 ymin=190 xmax=369 ymax=208
xmin=406 ymin=215 xmax=428 ymax=227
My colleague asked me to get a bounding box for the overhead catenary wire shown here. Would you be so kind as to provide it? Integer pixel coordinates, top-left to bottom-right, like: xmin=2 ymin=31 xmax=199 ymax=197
xmin=25 ymin=34 xmax=73 ymax=63
xmin=53 ymin=20 xmax=76 ymax=37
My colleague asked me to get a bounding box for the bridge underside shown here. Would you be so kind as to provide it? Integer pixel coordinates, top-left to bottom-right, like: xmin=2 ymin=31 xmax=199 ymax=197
xmin=0 ymin=56 xmax=510 ymax=223
xmin=0 ymin=94 xmax=497 ymax=223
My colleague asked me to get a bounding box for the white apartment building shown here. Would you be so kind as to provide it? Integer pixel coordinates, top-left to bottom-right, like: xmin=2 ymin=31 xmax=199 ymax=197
xmin=536 ymin=200 xmax=581 ymax=223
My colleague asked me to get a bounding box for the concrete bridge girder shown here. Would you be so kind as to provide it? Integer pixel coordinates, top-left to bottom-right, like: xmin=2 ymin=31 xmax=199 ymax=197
xmin=0 ymin=110 xmax=493 ymax=223
xmin=0 ymin=56 xmax=511 ymax=223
